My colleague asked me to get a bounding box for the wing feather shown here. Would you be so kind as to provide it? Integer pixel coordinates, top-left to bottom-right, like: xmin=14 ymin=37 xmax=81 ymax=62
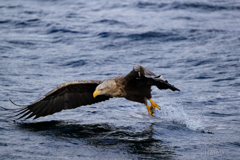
xmin=75 ymin=93 xmax=82 ymax=106
xmin=17 ymin=110 xmax=32 ymax=120
xmin=34 ymin=100 xmax=52 ymax=118
xmin=80 ymin=93 xmax=87 ymax=105
xmin=3 ymin=80 xmax=111 ymax=120
xmin=14 ymin=108 xmax=29 ymax=117
xmin=44 ymin=99 xmax=55 ymax=116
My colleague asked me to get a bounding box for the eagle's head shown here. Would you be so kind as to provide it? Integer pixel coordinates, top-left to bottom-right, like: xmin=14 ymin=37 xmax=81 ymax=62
xmin=93 ymin=79 xmax=117 ymax=98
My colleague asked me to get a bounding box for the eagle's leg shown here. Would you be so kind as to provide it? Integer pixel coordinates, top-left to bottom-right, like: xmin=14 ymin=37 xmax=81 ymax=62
xmin=149 ymin=99 xmax=160 ymax=110
xmin=144 ymin=98 xmax=154 ymax=115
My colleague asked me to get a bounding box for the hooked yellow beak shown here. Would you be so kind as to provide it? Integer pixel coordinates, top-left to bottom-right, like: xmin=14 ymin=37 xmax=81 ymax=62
xmin=93 ymin=90 xmax=99 ymax=98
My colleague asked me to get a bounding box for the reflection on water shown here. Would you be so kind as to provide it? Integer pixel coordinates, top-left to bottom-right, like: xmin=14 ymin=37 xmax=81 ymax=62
xmin=18 ymin=121 xmax=177 ymax=159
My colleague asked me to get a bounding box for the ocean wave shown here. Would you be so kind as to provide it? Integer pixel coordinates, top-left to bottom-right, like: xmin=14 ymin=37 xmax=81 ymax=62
xmin=47 ymin=28 xmax=80 ymax=34
xmin=62 ymin=59 xmax=87 ymax=67
xmin=170 ymin=2 xmax=240 ymax=12
xmin=97 ymin=29 xmax=226 ymax=42
xmin=93 ymin=19 xmax=128 ymax=26
xmin=135 ymin=1 xmax=240 ymax=12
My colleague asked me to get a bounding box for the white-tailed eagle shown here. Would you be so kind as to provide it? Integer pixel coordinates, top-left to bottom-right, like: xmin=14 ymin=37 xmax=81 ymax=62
xmin=1 ymin=65 xmax=180 ymax=120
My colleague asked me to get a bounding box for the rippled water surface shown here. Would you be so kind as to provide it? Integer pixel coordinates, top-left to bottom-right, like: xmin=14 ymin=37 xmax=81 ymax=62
xmin=1 ymin=0 xmax=240 ymax=159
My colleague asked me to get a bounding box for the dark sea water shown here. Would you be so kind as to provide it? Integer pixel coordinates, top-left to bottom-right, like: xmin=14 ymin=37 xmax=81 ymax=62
xmin=1 ymin=0 xmax=240 ymax=159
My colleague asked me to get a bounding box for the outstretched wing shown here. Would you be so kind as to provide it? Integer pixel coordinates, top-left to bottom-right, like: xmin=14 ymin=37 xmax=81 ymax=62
xmin=1 ymin=80 xmax=111 ymax=120
xmin=124 ymin=65 xmax=180 ymax=91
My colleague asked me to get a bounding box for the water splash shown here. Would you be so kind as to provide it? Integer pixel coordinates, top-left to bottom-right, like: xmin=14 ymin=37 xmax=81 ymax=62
xmin=159 ymin=102 xmax=204 ymax=132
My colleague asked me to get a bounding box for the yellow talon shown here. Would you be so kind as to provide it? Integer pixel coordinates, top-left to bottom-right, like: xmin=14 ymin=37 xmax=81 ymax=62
xmin=149 ymin=99 xmax=160 ymax=110
xmin=146 ymin=105 xmax=153 ymax=116
xmin=145 ymin=99 xmax=160 ymax=115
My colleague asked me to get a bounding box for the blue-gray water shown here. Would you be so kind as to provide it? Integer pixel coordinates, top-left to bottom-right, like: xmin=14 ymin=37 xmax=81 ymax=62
xmin=0 ymin=0 xmax=240 ymax=159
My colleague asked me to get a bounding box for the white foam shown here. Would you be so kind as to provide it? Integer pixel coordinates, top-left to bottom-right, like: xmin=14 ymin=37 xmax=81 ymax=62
xmin=158 ymin=102 xmax=204 ymax=131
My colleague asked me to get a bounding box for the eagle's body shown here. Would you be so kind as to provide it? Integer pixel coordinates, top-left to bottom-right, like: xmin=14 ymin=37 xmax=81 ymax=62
xmin=1 ymin=65 xmax=180 ymax=120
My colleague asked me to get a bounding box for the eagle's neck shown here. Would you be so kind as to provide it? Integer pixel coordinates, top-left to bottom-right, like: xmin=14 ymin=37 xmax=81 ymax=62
xmin=104 ymin=77 xmax=127 ymax=97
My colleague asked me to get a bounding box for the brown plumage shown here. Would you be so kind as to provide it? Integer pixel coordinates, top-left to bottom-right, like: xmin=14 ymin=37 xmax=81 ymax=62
xmin=1 ymin=65 xmax=180 ymax=120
